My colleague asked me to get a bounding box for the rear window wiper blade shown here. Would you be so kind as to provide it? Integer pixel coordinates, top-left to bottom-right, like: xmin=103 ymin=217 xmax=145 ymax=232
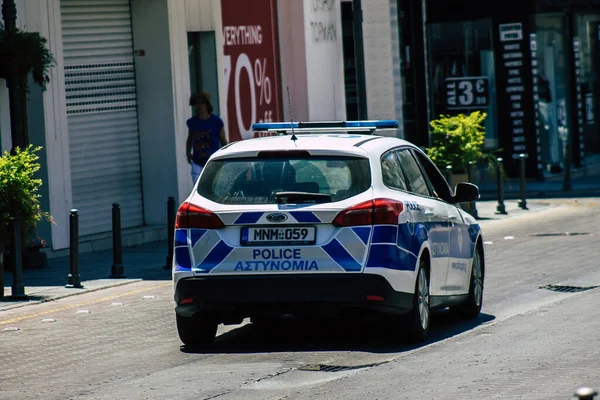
xmin=275 ymin=191 xmax=332 ymax=204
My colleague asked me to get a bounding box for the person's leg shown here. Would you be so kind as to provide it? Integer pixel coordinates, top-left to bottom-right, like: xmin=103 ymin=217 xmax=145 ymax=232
xmin=191 ymin=162 xmax=202 ymax=184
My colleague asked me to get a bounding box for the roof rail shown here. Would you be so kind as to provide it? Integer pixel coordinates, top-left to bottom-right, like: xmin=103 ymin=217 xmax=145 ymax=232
xmin=251 ymin=120 xmax=399 ymax=134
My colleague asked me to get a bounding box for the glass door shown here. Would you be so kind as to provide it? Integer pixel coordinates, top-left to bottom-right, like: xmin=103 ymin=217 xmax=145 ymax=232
xmin=427 ymin=19 xmax=498 ymax=150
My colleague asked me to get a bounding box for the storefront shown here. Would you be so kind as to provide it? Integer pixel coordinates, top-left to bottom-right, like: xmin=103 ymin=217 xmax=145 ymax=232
xmin=424 ymin=0 xmax=600 ymax=178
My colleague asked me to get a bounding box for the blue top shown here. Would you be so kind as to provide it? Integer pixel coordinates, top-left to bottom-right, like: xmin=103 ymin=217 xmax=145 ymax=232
xmin=187 ymin=114 xmax=224 ymax=166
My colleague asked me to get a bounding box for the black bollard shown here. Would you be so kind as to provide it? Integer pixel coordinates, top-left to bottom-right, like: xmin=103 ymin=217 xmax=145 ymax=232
xmin=163 ymin=197 xmax=176 ymax=270
xmin=109 ymin=203 xmax=126 ymax=278
xmin=467 ymin=161 xmax=479 ymax=219
xmin=518 ymin=153 xmax=528 ymax=209
xmin=445 ymin=165 xmax=453 ymax=186
xmin=495 ymin=157 xmax=507 ymax=215
xmin=66 ymin=209 xmax=83 ymax=288
xmin=11 ymin=219 xmax=26 ymax=298
xmin=575 ymin=387 xmax=598 ymax=400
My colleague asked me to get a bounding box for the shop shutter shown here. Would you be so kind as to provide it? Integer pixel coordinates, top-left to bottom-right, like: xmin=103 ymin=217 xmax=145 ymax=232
xmin=61 ymin=0 xmax=144 ymax=236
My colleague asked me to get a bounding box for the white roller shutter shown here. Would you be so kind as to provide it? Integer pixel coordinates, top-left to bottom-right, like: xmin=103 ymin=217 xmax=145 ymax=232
xmin=61 ymin=0 xmax=144 ymax=236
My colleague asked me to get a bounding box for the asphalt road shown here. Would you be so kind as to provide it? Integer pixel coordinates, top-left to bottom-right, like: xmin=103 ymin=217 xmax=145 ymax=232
xmin=1 ymin=198 xmax=599 ymax=400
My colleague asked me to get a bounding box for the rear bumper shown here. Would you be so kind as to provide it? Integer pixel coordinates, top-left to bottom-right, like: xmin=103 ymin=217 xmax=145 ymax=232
xmin=174 ymin=274 xmax=413 ymax=321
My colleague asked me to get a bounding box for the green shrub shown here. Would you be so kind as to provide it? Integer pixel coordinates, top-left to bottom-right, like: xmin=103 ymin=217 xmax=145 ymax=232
xmin=426 ymin=111 xmax=490 ymax=174
xmin=0 ymin=145 xmax=52 ymax=240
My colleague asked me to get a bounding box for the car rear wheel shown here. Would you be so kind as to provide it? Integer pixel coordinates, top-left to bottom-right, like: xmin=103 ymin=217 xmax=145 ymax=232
xmin=407 ymin=259 xmax=430 ymax=343
xmin=176 ymin=313 xmax=218 ymax=347
xmin=450 ymin=244 xmax=484 ymax=319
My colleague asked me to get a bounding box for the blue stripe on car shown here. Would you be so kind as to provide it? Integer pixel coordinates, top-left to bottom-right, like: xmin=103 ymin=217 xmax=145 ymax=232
xmin=372 ymin=225 xmax=397 ymax=244
xmin=174 ymin=229 xmax=189 ymax=247
xmin=174 ymin=247 xmax=192 ymax=271
xmin=322 ymin=239 xmax=362 ymax=271
xmin=189 ymin=229 xmax=207 ymax=247
xmin=289 ymin=211 xmax=321 ymax=223
xmin=197 ymin=241 xmax=234 ymax=272
xmin=365 ymin=244 xmax=418 ymax=271
xmin=351 ymin=227 xmax=371 ymax=245
xmin=234 ymin=212 xmax=263 ymax=225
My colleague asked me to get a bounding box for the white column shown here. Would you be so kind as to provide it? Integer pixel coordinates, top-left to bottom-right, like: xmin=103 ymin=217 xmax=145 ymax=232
xmin=39 ymin=0 xmax=73 ymax=250
xmin=303 ymin=0 xmax=346 ymax=121
xmin=168 ymin=0 xmax=195 ymax=202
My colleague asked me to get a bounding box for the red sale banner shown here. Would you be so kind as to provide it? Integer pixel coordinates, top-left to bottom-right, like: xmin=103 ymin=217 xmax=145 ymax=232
xmin=221 ymin=0 xmax=283 ymax=141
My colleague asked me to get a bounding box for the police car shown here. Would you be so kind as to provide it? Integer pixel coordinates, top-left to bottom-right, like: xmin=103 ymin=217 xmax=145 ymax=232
xmin=173 ymin=120 xmax=485 ymax=347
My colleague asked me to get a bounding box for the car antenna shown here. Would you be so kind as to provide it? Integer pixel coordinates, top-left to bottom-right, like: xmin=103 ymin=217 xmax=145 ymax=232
xmin=287 ymin=86 xmax=297 ymax=143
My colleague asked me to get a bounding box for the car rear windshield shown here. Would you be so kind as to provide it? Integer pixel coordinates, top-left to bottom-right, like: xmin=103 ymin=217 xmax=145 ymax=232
xmin=197 ymin=156 xmax=371 ymax=205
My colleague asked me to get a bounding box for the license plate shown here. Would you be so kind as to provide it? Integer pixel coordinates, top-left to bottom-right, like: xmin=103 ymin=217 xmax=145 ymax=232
xmin=241 ymin=226 xmax=316 ymax=245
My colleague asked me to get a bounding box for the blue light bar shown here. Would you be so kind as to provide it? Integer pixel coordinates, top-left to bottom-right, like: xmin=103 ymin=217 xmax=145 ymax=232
xmin=252 ymin=120 xmax=399 ymax=132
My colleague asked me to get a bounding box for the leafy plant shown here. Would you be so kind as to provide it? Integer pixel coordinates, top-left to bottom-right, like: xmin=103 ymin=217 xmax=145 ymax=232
xmin=0 ymin=26 xmax=56 ymax=91
xmin=426 ymin=111 xmax=494 ymax=174
xmin=0 ymin=145 xmax=53 ymax=242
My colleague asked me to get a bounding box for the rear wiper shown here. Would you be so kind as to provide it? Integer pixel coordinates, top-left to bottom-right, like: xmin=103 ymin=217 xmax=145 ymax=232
xmin=275 ymin=191 xmax=332 ymax=204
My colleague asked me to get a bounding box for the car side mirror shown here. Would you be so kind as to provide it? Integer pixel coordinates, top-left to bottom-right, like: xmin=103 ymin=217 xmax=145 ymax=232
xmin=452 ymin=182 xmax=480 ymax=204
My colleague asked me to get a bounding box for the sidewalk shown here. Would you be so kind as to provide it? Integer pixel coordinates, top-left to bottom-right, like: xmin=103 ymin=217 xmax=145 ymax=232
xmin=477 ymin=165 xmax=600 ymax=201
xmin=0 ymin=195 xmax=594 ymax=312
xmin=1 ymin=239 xmax=172 ymax=311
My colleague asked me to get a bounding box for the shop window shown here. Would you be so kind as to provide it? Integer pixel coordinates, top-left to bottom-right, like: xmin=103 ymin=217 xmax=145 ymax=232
xmin=427 ymin=19 xmax=498 ymax=150
xmin=530 ymin=14 xmax=570 ymax=174
xmin=573 ymin=13 xmax=600 ymax=162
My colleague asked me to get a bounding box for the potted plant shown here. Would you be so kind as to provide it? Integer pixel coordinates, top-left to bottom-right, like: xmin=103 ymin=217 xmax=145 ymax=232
xmin=0 ymin=24 xmax=55 ymax=91
xmin=0 ymin=146 xmax=53 ymax=292
xmin=426 ymin=111 xmax=495 ymax=187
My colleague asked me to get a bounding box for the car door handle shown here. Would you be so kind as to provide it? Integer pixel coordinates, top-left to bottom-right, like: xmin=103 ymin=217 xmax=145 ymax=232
xmin=448 ymin=215 xmax=458 ymax=221
xmin=424 ymin=210 xmax=434 ymax=217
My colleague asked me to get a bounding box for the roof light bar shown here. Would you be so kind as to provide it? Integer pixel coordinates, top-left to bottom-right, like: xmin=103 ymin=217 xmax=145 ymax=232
xmin=252 ymin=120 xmax=399 ymax=132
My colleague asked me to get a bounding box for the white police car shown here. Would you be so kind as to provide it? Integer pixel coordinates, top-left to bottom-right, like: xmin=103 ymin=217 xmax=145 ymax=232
xmin=173 ymin=120 xmax=484 ymax=347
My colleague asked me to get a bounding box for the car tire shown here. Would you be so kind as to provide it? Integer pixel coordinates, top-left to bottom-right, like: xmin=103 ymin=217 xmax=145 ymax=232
xmin=176 ymin=313 xmax=218 ymax=347
xmin=450 ymin=244 xmax=484 ymax=319
xmin=407 ymin=259 xmax=430 ymax=343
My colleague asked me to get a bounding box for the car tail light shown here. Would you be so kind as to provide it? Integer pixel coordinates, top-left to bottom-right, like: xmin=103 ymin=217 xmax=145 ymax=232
xmin=175 ymin=202 xmax=224 ymax=229
xmin=333 ymin=198 xmax=404 ymax=227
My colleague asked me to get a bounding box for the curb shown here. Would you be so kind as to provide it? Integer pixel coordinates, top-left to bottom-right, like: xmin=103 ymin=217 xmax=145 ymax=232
xmin=0 ymin=279 xmax=143 ymax=313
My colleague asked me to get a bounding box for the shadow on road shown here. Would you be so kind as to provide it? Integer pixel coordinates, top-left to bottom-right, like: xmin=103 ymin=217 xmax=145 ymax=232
xmin=181 ymin=310 xmax=495 ymax=355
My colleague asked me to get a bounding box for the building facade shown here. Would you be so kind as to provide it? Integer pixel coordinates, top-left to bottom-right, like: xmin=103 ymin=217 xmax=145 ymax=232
xmin=3 ymin=0 xmax=397 ymax=252
xmin=419 ymin=0 xmax=600 ymax=178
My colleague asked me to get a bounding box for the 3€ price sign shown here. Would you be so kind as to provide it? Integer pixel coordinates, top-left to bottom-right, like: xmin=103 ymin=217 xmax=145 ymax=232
xmin=221 ymin=0 xmax=283 ymax=142
xmin=445 ymin=77 xmax=489 ymax=110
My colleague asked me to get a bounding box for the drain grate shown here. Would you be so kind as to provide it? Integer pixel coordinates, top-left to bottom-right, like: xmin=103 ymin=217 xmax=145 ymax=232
xmin=539 ymin=284 xmax=600 ymax=293
xmin=531 ymin=233 xmax=592 ymax=237
xmin=298 ymin=363 xmax=381 ymax=373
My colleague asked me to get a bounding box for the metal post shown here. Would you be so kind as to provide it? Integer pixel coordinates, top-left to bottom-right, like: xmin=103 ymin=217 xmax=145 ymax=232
xmin=163 ymin=197 xmax=176 ymax=270
xmin=574 ymin=387 xmax=598 ymax=400
xmin=109 ymin=203 xmax=125 ymax=278
xmin=11 ymin=218 xmax=25 ymax=298
xmin=467 ymin=161 xmax=479 ymax=219
xmin=495 ymin=157 xmax=507 ymax=215
xmin=66 ymin=209 xmax=83 ymax=288
xmin=2 ymin=0 xmax=29 ymax=151
xmin=518 ymin=153 xmax=528 ymax=210
xmin=445 ymin=165 xmax=453 ymax=186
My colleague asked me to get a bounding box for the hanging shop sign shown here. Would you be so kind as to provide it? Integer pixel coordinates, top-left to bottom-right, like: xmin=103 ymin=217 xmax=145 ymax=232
xmin=496 ymin=20 xmax=539 ymax=178
xmin=445 ymin=77 xmax=489 ymax=110
xmin=221 ymin=0 xmax=283 ymax=141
